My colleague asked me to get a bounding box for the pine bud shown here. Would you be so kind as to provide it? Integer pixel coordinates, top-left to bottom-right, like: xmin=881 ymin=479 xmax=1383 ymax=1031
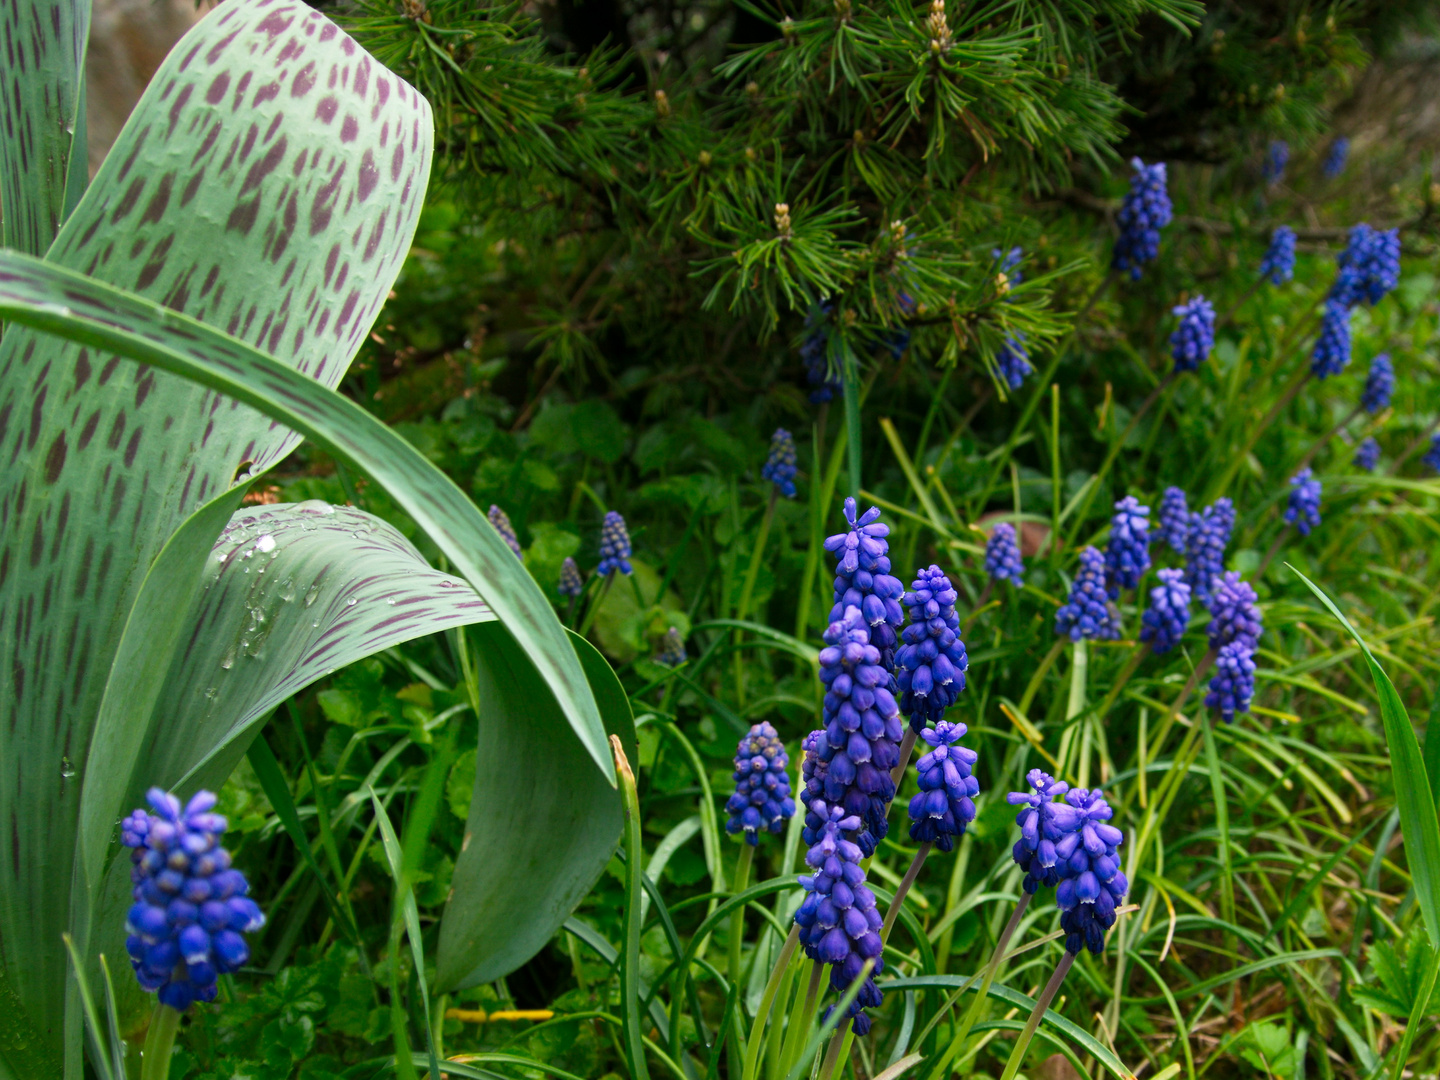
xmin=774 ymin=203 xmax=793 ymax=238
xmin=654 ymin=90 xmax=671 ymax=118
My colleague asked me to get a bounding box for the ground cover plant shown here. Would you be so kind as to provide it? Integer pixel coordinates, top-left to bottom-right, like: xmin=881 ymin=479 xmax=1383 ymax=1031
xmin=3 ymin=0 xmax=1440 ymax=1078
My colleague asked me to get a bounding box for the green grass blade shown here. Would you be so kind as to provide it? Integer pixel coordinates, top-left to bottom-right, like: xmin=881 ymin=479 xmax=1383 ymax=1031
xmin=614 ymin=739 xmax=653 ymax=1080
xmin=60 ymin=934 xmax=115 ymax=1080
xmin=1288 ymin=566 xmax=1440 ymax=947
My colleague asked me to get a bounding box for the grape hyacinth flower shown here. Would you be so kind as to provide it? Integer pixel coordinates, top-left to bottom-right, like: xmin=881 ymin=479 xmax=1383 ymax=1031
xmin=762 ymin=428 xmax=799 ymax=498
xmin=558 ymin=556 xmax=584 ymax=598
xmin=1055 ymin=547 xmax=1120 ymax=641
xmin=1323 ymin=136 xmax=1350 ymax=179
xmin=1263 ymin=140 xmax=1289 ymax=184
xmin=1139 ymin=568 xmax=1191 ymax=655
xmin=1331 ymin=224 xmax=1401 ymax=309
xmin=122 ymin=789 xmax=265 ymax=1011
xmin=1206 ymin=641 xmax=1257 ymax=722
xmin=895 ymin=566 xmax=969 ymax=730
xmin=1284 ymin=468 xmax=1322 ymax=536
xmin=801 ymin=303 xmax=839 ymax=403
xmin=996 ymin=335 xmax=1033 ymax=389
xmin=993 ymin=246 xmax=1024 ymax=283
xmin=1362 ymin=353 xmax=1394 ymax=414
xmin=984 ymin=522 xmax=1024 ymax=583
xmin=1006 ymin=770 xmax=1076 ymax=894
xmin=1104 ymin=496 xmax=1151 ymax=597
xmin=655 ymin=626 xmax=687 ymax=666
xmin=597 ymin=511 xmax=633 ymax=576
xmin=1155 ymin=486 xmax=1190 ymax=553
xmin=1311 ymin=300 xmax=1354 ymax=379
xmin=1207 ymin=571 xmax=1263 ymax=652
xmin=1259 ymin=226 xmax=1296 ymax=285
xmin=906 ymin=721 xmax=979 ymax=852
xmin=488 ymin=505 xmax=523 ymax=557
xmin=825 ymin=497 xmax=906 ymax=671
xmin=1424 ymin=433 xmax=1440 ymax=474
xmin=1169 ymin=295 xmax=1216 ymax=372
xmin=794 ymin=804 xmax=885 ymax=1035
xmin=812 ymin=605 xmax=904 ymax=855
xmin=1112 ymin=158 xmax=1173 ymax=280
xmin=1353 ymin=437 xmax=1381 ymax=472
xmin=724 ymin=722 xmax=796 ymax=845
xmin=1184 ymin=498 xmax=1235 ymax=606
xmin=1054 ymin=788 xmax=1128 ymax=955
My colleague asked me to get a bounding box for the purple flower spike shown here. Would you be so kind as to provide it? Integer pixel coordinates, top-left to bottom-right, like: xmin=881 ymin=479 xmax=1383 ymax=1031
xmin=1055 ymin=547 xmax=1120 ymax=641
xmin=895 ymin=566 xmax=969 ymax=732
xmin=1169 ymin=296 xmax=1215 ymax=373
xmin=1208 ymin=571 xmax=1263 ymax=652
xmin=1353 ymin=437 xmax=1381 ymax=472
xmin=1284 ymin=468 xmax=1322 ymax=536
xmin=1361 ymin=354 xmax=1394 ymax=415
xmin=597 ymin=511 xmax=633 ymax=576
xmin=1184 ymin=498 xmax=1235 ymax=607
xmin=762 ymin=428 xmax=798 ymax=498
xmin=725 ymin=722 xmax=795 ymax=845
xmin=1206 ymin=641 xmax=1257 ymax=722
xmin=1006 ymin=770 xmax=1078 ymax=894
xmin=985 ymin=522 xmax=1024 ymax=583
xmin=1140 ymin=568 xmax=1191 ymax=655
xmin=488 ymin=504 xmax=522 ymax=557
xmin=1112 ymin=158 xmax=1173 ymax=280
xmin=122 ymin=788 xmax=265 ymax=1011
xmin=906 ymin=721 xmax=980 ymax=852
xmin=1155 ymin=487 xmax=1189 ymax=553
xmin=1104 ymin=496 xmax=1151 ymax=598
xmin=1054 ymin=788 xmax=1127 ymax=955
xmin=825 ymin=497 xmax=906 ymax=670
xmin=1260 ymin=226 xmax=1296 ymax=285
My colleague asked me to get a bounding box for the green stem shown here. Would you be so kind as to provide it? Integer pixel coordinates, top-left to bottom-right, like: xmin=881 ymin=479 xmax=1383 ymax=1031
xmin=728 ymin=844 xmax=757 ymax=994
xmin=1294 ymin=403 xmax=1363 ymax=474
xmin=816 ymin=1028 xmax=849 ymax=1080
xmin=576 ymin=571 xmax=616 ymax=638
xmin=880 ymin=843 xmax=930 ymax=944
xmin=743 ymin=924 xmax=801 ymax=1080
xmin=890 ymin=727 xmax=919 ymax=789
xmin=140 ymin=1004 xmax=182 ymax=1080
xmin=764 ymin=942 xmax=799 ymax=1080
xmin=996 ymin=951 xmax=1076 ymax=1080
xmin=1018 ymin=640 xmax=1066 ymax=718
xmin=1092 ymin=641 xmax=1150 ymax=725
xmin=925 ymin=892 xmax=1031 ymax=1080
xmin=735 ymin=489 xmax=779 ymax=706
xmin=777 ymin=962 xmax=825 ymax=1080
xmin=614 ymin=737 xmax=653 ymax=1080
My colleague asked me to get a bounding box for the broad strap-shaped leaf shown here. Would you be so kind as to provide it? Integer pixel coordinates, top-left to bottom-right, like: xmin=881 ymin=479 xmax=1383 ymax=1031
xmin=0 ymin=1 xmax=90 ymax=257
xmin=437 ymin=630 xmax=634 ymax=992
xmin=0 ymin=1 xmax=431 ymax=1067
xmin=144 ymin=500 xmax=496 ymax=793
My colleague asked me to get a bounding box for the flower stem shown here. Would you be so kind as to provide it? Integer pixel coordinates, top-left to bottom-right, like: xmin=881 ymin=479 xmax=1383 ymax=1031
xmin=996 ymin=951 xmax=1076 ymax=1080
xmin=777 ymin=961 xmax=825 ymax=1080
xmin=728 ymin=843 xmax=756 ymax=996
xmin=576 ymin=570 xmax=615 ymax=637
xmin=880 ymin=843 xmax=930 ymax=944
xmin=1255 ymin=524 xmax=1293 ymax=580
xmin=742 ymin=924 xmax=800 ymax=1080
xmin=1294 ymin=403 xmax=1363 ymax=474
xmin=816 ymin=1027 xmax=849 ymax=1080
xmin=1092 ymin=640 xmax=1149 ymax=724
xmin=890 ymin=727 xmax=918 ymax=788
xmin=924 ymin=892 xmax=1031 ymax=1080
xmin=140 ymin=1003 xmax=182 ymax=1080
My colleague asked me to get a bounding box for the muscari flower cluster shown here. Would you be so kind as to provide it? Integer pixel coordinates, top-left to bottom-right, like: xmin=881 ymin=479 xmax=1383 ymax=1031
xmin=1206 ymin=571 xmax=1264 ymax=722
xmin=558 ymin=556 xmax=584 ymax=598
xmin=1284 ymin=468 xmax=1322 ymax=536
xmin=906 ymin=721 xmax=979 ymax=852
xmin=123 ymin=789 xmax=265 ymax=1011
xmin=1362 ymin=353 xmax=1394 ymax=414
xmin=1169 ymin=296 xmax=1216 ymax=372
xmin=825 ymin=498 xmax=906 ymax=670
xmin=1104 ymin=496 xmax=1151 ymax=597
xmin=801 ymin=302 xmax=839 ymax=403
xmin=1184 ymin=497 xmax=1236 ymax=606
xmin=1263 ymin=140 xmax=1289 ymax=183
xmin=1354 ymin=437 xmax=1381 ymax=472
xmin=1112 ymin=158 xmax=1173 ymax=280
xmin=1008 ymin=770 xmax=1071 ymax=894
xmin=1311 ymin=300 xmax=1354 ymax=379
xmin=1260 ymin=226 xmax=1296 ymax=285
xmin=1055 ymin=547 xmax=1119 ymax=641
xmin=1324 ymin=136 xmax=1350 ymax=179
xmin=984 ymin=522 xmax=1024 ymax=583
xmin=1054 ymin=788 xmax=1128 ymax=955
xmin=1424 ymin=433 xmax=1440 ymax=474
xmin=488 ymin=505 xmax=522 ymax=557
xmin=1155 ymin=486 xmax=1190 ymax=553
xmin=597 ymin=511 xmax=633 ymax=576
xmin=762 ymin=428 xmax=798 ymax=498
xmin=895 ymin=566 xmax=969 ymax=731
xmin=996 ymin=335 xmax=1033 ymax=389
xmin=993 ymin=246 xmax=1024 ymax=282
xmin=794 ymin=804 xmax=885 ymax=1036
xmin=1331 ymin=224 xmax=1401 ymax=309
xmin=724 ymin=722 xmax=795 ymax=845
xmin=655 ymin=626 xmax=686 ymax=666
xmin=1140 ymin=568 xmax=1191 ymax=654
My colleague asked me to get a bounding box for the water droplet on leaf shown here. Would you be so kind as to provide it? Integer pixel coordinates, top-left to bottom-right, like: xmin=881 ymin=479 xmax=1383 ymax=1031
xmin=220 ymin=645 xmax=237 ymax=670
xmin=304 ymin=585 xmax=320 ymax=607
xmin=60 ymin=757 xmax=75 ymax=780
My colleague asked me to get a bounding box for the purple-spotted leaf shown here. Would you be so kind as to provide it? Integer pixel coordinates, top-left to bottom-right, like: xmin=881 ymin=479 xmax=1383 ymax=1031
xmin=0 ymin=1 xmax=90 ymax=257
xmin=0 ymin=1 xmax=433 ymax=1069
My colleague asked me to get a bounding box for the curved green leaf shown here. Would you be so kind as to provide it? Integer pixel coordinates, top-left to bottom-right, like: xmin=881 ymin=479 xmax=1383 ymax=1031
xmin=435 ymin=630 xmax=633 ymax=992
xmin=0 ymin=0 xmax=434 ymax=1066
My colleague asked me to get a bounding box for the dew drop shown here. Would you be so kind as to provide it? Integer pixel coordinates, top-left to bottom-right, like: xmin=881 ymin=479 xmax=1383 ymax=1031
xmin=345 ymin=596 xmax=358 ymax=607
xmin=60 ymin=757 xmax=76 ymax=780
xmin=304 ymin=584 xmax=320 ymax=607
xmin=279 ymin=578 xmax=296 ymax=602
xmin=220 ymin=645 xmax=237 ymax=670
xmin=386 ymin=597 xmax=397 ymax=605
xmin=256 ymin=534 xmax=276 ymax=553
xmin=216 ymin=552 xmax=228 ymax=563
xmin=204 ymin=687 xmax=217 ymax=699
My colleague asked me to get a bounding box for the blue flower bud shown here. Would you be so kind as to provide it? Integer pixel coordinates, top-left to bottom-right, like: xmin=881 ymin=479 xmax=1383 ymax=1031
xmin=1140 ymin=568 xmax=1191 ymax=655
xmin=1169 ymin=296 xmax=1216 ymax=373
xmin=825 ymin=497 xmax=906 ymax=671
xmin=996 ymin=335 xmax=1033 ymax=389
xmin=597 ymin=511 xmax=633 ymax=576
xmin=1054 ymin=788 xmax=1127 ymax=955
xmin=655 ymin=626 xmax=687 ymax=667
xmin=1361 ymin=353 xmax=1394 ymax=414
xmin=800 ymin=302 xmax=840 ymax=403
xmin=1260 ymin=226 xmax=1296 ymax=285
xmin=1005 ymin=770 xmax=1076 ymax=894
xmin=895 ymin=566 xmax=968 ymax=731
xmin=906 ymin=721 xmax=979 ymax=852
xmin=1353 ymin=437 xmax=1381 ymax=472
xmin=1323 ymin=136 xmax=1349 ymax=179
xmin=1184 ymin=498 xmax=1234 ymax=607
xmin=1206 ymin=641 xmax=1257 ymax=722
xmin=121 ymin=789 xmax=265 ymax=1009
xmin=984 ymin=522 xmax=1024 ymax=583
xmin=1284 ymin=468 xmax=1322 ymax=536
xmin=1311 ymin=300 xmax=1354 ymax=380
xmin=487 ymin=505 xmax=522 ymax=557
xmin=1112 ymin=158 xmax=1173 ymax=280
xmin=725 ymin=722 xmax=795 ymax=845
xmin=762 ymin=428 xmax=799 ymax=498
xmin=1330 ymin=224 xmax=1400 ymax=309
xmin=558 ymin=556 xmax=585 ymax=598
xmin=1104 ymin=496 xmax=1151 ymax=597
xmin=1208 ymin=571 xmax=1263 ymax=652
xmin=1055 ymin=547 xmax=1119 ymax=641
xmin=1155 ymin=487 xmax=1189 ymax=553
xmin=1263 ymin=140 xmax=1289 ymax=184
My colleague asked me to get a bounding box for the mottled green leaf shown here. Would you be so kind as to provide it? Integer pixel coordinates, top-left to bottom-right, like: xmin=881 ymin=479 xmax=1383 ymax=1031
xmin=0 ymin=0 xmax=432 ymax=1069
xmin=0 ymin=1 xmax=90 ymax=257
xmin=435 ymin=631 xmax=633 ymax=992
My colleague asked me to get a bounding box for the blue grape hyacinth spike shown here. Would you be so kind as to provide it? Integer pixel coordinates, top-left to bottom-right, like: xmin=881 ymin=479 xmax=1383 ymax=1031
xmin=724 ymin=722 xmax=795 ymax=845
